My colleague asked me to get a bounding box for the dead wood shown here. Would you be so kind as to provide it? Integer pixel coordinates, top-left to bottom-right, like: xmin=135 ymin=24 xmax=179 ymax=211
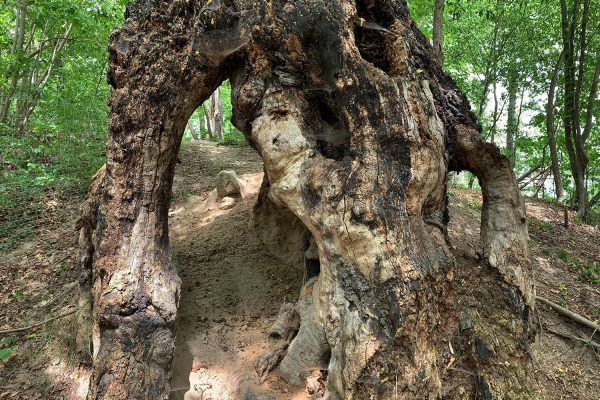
xmin=0 ymin=307 xmax=80 ymax=335
xmin=537 ymin=296 xmax=600 ymax=332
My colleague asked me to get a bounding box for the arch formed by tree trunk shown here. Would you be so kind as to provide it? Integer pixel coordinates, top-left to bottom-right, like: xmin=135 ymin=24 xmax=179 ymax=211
xmin=76 ymin=1 xmax=538 ymax=399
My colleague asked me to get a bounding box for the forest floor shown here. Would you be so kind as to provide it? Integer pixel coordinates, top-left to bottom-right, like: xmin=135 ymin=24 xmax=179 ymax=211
xmin=0 ymin=140 xmax=598 ymax=399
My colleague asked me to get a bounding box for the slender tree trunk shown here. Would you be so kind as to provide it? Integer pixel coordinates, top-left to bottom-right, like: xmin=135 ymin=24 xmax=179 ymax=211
xmin=469 ymin=17 xmax=500 ymax=190
xmin=79 ymin=2 xmax=538 ymax=399
xmin=476 ymin=16 xmax=500 ymax=119
xmin=506 ymin=68 xmax=518 ymax=168
xmin=547 ymin=52 xmax=565 ymax=201
xmin=562 ymin=0 xmax=598 ymax=219
xmin=560 ymin=0 xmax=587 ymax=217
xmin=0 ymin=0 xmax=28 ymax=124
xmin=15 ymin=23 xmax=73 ymax=134
xmin=432 ymin=0 xmax=444 ymax=66
xmin=203 ymin=104 xmax=213 ymax=140
xmin=187 ymin=124 xmax=200 ymax=140
xmin=208 ymin=87 xmax=223 ymax=140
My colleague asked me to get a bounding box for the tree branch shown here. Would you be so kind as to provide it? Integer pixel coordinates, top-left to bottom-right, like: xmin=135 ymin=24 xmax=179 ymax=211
xmin=588 ymin=191 xmax=600 ymax=209
xmin=537 ymin=296 xmax=599 ymax=332
xmin=0 ymin=307 xmax=80 ymax=335
xmin=544 ymin=326 xmax=600 ymax=350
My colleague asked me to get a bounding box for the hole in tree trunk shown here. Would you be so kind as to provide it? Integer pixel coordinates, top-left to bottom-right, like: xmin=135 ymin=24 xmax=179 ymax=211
xmin=169 ymin=96 xmax=318 ymax=398
xmin=353 ymin=1 xmax=392 ymax=72
xmin=181 ymin=80 xmax=245 ymax=145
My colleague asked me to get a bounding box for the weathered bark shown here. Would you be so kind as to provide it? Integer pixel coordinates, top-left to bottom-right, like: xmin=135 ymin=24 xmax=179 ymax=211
xmin=78 ymin=2 xmax=228 ymax=397
xmin=79 ymin=1 xmax=537 ymax=399
xmin=75 ymin=164 xmax=106 ymax=363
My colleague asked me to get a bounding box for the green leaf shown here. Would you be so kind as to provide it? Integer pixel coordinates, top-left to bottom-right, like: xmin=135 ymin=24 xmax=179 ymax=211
xmin=0 ymin=347 xmax=13 ymax=361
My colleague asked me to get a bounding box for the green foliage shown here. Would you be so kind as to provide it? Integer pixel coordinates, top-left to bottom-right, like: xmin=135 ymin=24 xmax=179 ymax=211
xmin=576 ymin=260 xmax=599 ymax=284
xmin=558 ymin=249 xmax=569 ymax=262
xmin=0 ymin=0 xmax=123 ymax=248
xmin=183 ymin=80 xmax=247 ymax=146
xmin=468 ymin=199 xmax=482 ymax=211
xmin=409 ymin=0 xmax=600 ymax=212
xmin=0 ymin=335 xmax=19 ymax=361
xmin=528 ymin=220 xmax=553 ymax=235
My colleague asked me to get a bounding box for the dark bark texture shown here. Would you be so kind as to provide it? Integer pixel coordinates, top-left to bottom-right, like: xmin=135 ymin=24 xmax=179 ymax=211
xmin=78 ymin=1 xmax=537 ymax=399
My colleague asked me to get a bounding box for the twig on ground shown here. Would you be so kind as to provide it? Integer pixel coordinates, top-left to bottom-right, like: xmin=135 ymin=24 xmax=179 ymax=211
xmin=0 ymin=307 xmax=81 ymax=335
xmin=41 ymin=281 xmax=77 ymax=309
xmin=544 ymin=327 xmax=600 ymax=351
xmin=536 ymin=308 xmax=544 ymax=345
xmin=447 ymin=367 xmax=475 ymax=376
xmin=536 ymin=296 xmax=599 ymax=332
xmin=577 ymin=327 xmax=599 ymax=359
xmin=52 ymin=254 xmax=70 ymax=267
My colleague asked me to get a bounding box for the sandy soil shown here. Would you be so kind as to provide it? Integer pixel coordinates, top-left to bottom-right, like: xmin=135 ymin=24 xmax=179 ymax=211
xmin=0 ymin=140 xmax=598 ymax=399
xmin=168 ymin=169 xmax=307 ymax=398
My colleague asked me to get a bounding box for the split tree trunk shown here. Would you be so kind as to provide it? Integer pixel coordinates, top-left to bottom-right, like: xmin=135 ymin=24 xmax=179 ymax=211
xmin=78 ymin=1 xmax=538 ymax=399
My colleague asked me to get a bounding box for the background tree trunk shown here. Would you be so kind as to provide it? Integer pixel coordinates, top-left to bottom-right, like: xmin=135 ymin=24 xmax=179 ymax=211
xmin=208 ymin=87 xmax=223 ymax=140
xmin=506 ymin=67 xmax=518 ymax=168
xmin=432 ymin=0 xmax=445 ymax=65
xmin=547 ymin=52 xmax=565 ymax=201
xmin=0 ymin=0 xmax=28 ymax=124
xmin=559 ymin=0 xmax=599 ymax=219
xmin=203 ymin=104 xmax=213 ymax=140
xmin=79 ymin=1 xmax=538 ymax=399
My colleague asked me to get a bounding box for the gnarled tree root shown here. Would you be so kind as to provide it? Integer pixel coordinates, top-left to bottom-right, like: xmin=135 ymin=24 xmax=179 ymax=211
xmin=257 ymin=278 xmax=330 ymax=387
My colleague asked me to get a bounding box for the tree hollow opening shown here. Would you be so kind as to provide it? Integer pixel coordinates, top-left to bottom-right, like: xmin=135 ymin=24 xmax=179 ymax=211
xmin=168 ymin=92 xmax=323 ymax=398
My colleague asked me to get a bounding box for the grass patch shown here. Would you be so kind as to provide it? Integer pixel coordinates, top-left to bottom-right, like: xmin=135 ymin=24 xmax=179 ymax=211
xmin=573 ymin=259 xmax=600 ymax=284
xmin=0 ymin=131 xmax=105 ymax=250
xmin=558 ymin=249 xmax=569 ymax=262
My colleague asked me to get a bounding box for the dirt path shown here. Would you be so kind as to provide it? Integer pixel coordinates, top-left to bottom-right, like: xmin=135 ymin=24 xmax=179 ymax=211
xmin=169 ymin=141 xmax=307 ymax=400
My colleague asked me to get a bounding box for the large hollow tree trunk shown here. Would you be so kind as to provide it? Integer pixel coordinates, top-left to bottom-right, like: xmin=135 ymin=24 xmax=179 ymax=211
xmin=78 ymin=1 xmax=537 ymax=399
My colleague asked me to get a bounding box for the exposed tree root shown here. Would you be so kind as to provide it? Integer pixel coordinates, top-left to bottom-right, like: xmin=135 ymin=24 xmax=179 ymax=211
xmin=279 ymin=278 xmax=329 ymax=386
xmin=255 ymin=303 xmax=300 ymax=382
xmin=257 ymin=278 xmax=330 ymax=387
